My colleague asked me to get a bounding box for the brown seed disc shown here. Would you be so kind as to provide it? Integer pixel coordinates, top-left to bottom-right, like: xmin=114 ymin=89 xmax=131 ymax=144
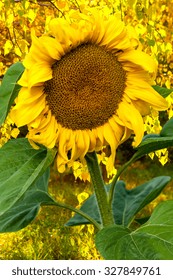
xmin=44 ymin=43 xmax=126 ymax=130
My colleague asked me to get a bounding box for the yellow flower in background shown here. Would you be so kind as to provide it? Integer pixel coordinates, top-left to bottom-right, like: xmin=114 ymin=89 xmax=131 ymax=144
xmin=0 ymin=116 xmax=19 ymax=147
xmin=72 ymin=161 xmax=90 ymax=182
xmin=10 ymin=9 xmax=168 ymax=173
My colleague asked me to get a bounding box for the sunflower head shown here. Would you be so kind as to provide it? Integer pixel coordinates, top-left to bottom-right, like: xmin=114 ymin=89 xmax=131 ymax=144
xmin=10 ymin=9 xmax=168 ymax=173
xmin=44 ymin=43 xmax=126 ymax=130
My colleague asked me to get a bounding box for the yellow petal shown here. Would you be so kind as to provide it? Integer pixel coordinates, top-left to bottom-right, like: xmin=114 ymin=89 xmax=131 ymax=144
xmin=28 ymin=62 xmax=52 ymax=88
xmin=90 ymin=12 xmax=105 ymax=44
xmin=39 ymin=36 xmax=62 ymax=60
xmin=28 ymin=115 xmax=58 ymax=149
xmin=120 ymin=127 xmax=132 ymax=144
xmin=117 ymin=101 xmax=144 ymax=146
xmin=11 ymin=95 xmax=46 ymax=127
xmin=118 ymin=49 xmax=157 ymax=78
xmin=132 ymin=99 xmax=150 ymax=116
xmin=24 ymin=30 xmax=55 ymax=68
xmin=18 ymin=70 xmax=29 ymax=87
xmin=42 ymin=115 xmax=58 ymax=148
xmin=17 ymin=86 xmax=44 ymax=104
xmin=103 ymin=123 xmax=118 ymax=172
xmin=101 ymin=16 xmax=131 ymax=50
xmin=49 ymin=18 xmax=81 ymax=50
xmin=32 ymin=108 xmax=51 ymax=130
xmin=57 ymin=127 xmax=69 ymax=161
xmin=125 ymin=82 xmax=168 ymax=111
xmin=71 ymin=130 xmax=90 ymax=162
xmin=79 ymin=130 xmax=90 ymax=160
xmin=28 ymin=139 xmax=40 ymax=150
xmin=108 ymin=117 xmax=123 ymax=142
xmin=88 ymin=129 xmax=96 ymax=151
xmin=66 ymin=129 xmax=75 ymax=151
xmin=56 ymin=154 xmax=66 ymax=173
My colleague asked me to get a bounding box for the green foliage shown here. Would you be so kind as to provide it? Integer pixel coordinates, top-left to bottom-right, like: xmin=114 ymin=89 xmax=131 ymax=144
xmin=0 ymin=168 xmax=55 ymax=232
xmin=0 ymin=138 xmax=98 ymax=232
xmin=0 ymin=159 xmax=173 ymax=260
xmin=0 ymin=178 xmax=100 ymax=260
xmin=112 ymin=176 xmax=171 ymax=226
xmin=66 ymin=176 xmax=171 ymax=227
xmin=95 ymin=200 xmax=173 ymax=260
xmin=160 ymin=117 xmax=173 ymax=137
xmin=69 ymin=118 xmax=173 ymax=259
xmin=0 ymin=138 xmax=56 ymax=232
xmin=147 ymin=39 xmax=155 ymax=46
xmin=0 ymin=62 xmax=24 ymax=125
xmin=153 ymin=85 xmax=173 ymax=98
xmin=65 ymin=191 xmax=100 ymax=226
xmin=0 ymin=0 xmax=173 ymax=261
xmin=132 ymin=131 xmax=173 ymax=162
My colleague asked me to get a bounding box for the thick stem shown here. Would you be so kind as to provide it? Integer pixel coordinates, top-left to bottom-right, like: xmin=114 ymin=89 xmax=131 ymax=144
xmin=85 ymin=152 xmax=115 ymax=227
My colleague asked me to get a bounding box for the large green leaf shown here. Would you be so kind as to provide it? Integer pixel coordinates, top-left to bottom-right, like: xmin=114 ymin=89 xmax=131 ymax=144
xmin=66 ymin=176 xmax=170 ymax=227
xmin=130 ymin=118 xmax=173 ymax=162
xmin=152 ymin=85 xmax=173 ymax=98
xmin=95 ymin=200 xmax=173 ymax=260
xmin=0 ymin=62 xmax=24 ymax=125
xmin=0 ymin=168 xmax=56 ymax=232
xmin=133 ymin=135 xmax=173 ymax=162
xmin=160 ymin=117 xmax=173 ymax=137
xmin=113 ymin=176 xmax=171 ymax=226
xmin=120 ymin=118 xmax=173 ymax=172
xmin=0 ymin=138 xmax=56 ymax=218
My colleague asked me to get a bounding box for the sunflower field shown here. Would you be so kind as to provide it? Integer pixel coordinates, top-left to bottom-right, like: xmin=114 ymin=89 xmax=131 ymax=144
xmin=0 ymin=0 xmax=173 ymax=260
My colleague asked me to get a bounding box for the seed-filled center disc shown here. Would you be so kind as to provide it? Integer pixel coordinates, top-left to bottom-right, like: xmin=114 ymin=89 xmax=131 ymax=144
xmin=44 ymin=43 xmax=126 ymax=130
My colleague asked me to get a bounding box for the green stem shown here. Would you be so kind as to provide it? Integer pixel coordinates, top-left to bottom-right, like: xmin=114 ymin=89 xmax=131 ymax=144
xmin=108 ymin=156 xmax=135 ymax=206
xmin=44 ymin=200 xmax=101 ymax=231
xmin=85 ymin=152 xmax=115 ymax=227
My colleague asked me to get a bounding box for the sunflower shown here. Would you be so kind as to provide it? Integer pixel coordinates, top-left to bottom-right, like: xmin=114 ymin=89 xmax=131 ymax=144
xmin=10 ymin=10 xmax=167 ymax=173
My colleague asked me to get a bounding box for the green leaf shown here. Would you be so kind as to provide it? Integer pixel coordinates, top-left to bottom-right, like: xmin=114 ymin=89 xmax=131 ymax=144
xmin=66 ymin=176 xmax=170 ymax=227
xmin=0 ymin=62 xmax=24 ymax=125
xmin=0 ymin=139 xmax=101 ymax=232
xmin=152 ymin=85 xmax=173 ymax=98
xmin=113 ymin=176 xmax=171 ymax=226
xmin=133 ymin=135 xmax=173 ymax=162
xmin=147 ymin=39 xmax=155 ymax=46
xmin=0 ymin=168 xmax=56 ymax=232
xmin=95 ymin=200 xmax=173 ymax=260
xmin=142 ymin=133 xmax=160 ymax=141
xmin=127 ymin=118 xmax=173 ymax=163
xmin=65 ymin=191 xmax=101 ymax=226
xmin=0 ymin=138 xmax=56 ymax=219
xmin=135 ymin=216 xmax=150 ymax=225
xmin=160 ymin=118 xmax=173 ymax=137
